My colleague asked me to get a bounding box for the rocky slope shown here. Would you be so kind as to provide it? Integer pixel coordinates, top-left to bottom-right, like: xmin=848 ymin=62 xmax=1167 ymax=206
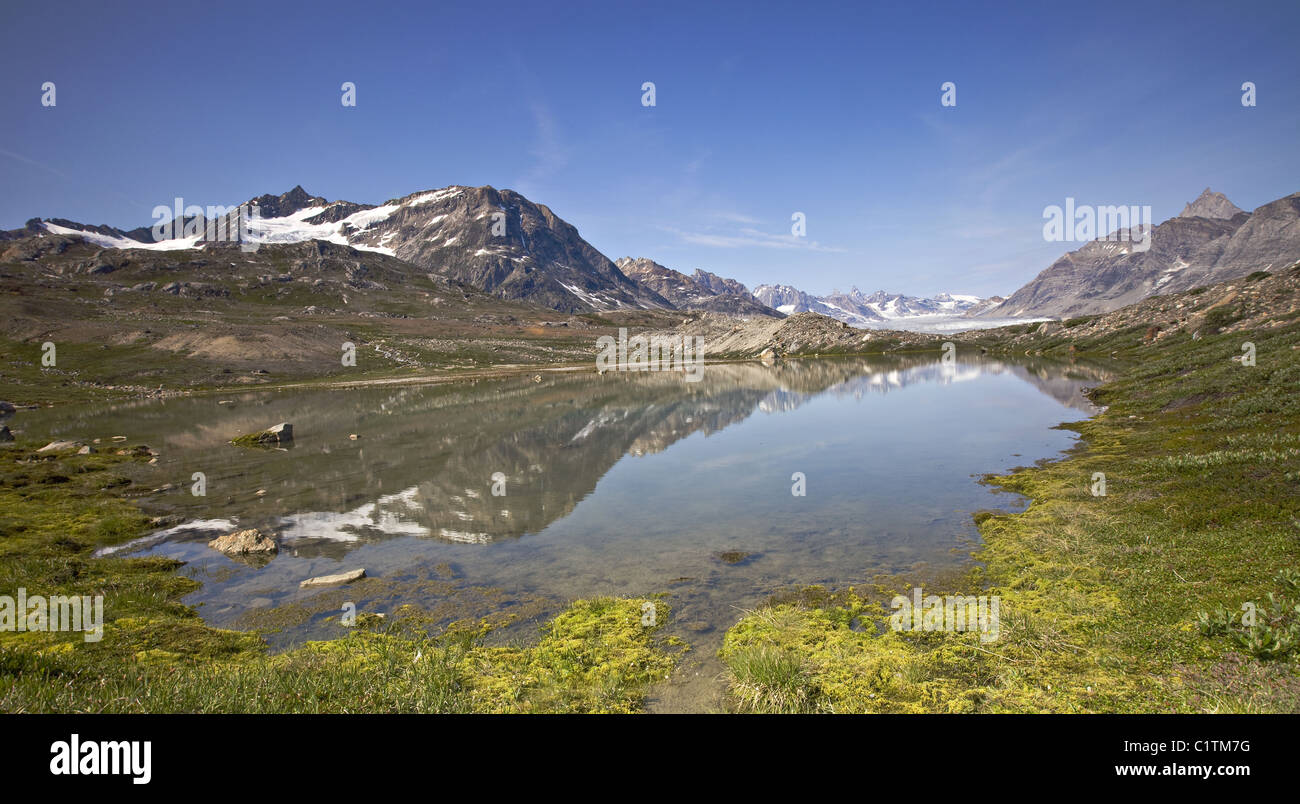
xmin=0 ymin=229 xmax=696 ymax=402
xmin=615 ymin=257 xmax=781 ymax=317
xmin=984 ymin=188 xmax=1300 ymax=319
xmin=691 ymin=269 xmax=749 ymax=296
xmin=665 ymin=311 xmax=941 ymax=359
xmin=14 ymin=185 xmax=674 ymax=315
xmin=973 ymin=259 xmax=1300 ymax=349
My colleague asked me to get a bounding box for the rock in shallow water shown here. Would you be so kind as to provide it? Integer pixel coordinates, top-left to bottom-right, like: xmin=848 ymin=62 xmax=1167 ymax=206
xmin=231 ymin=422 xmax=293 ymax=447
xmin=208 ymin=528 xmax=279 ymax=556
xmin=300 ymin=568 xmax=366 ymax=588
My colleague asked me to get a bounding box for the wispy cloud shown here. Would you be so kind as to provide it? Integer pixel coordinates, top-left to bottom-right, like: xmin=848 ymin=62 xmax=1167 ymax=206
xmin=0 ymin=147 xmax=73 ymax=182
xmin=663 ymin=224 xmax=845 ymax=252
xmin=707 ymin=210 xmax=761 ymax=225
xmin=518 ymin=102 xmax=570 ymax=190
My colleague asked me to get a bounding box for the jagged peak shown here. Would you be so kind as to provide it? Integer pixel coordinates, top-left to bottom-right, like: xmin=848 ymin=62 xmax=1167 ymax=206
xmin=1179 ymin=188 xmax=1244 ymax=220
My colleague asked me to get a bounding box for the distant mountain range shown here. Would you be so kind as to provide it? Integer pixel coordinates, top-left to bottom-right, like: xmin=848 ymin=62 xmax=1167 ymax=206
xmin=751 ymin=284 xmax=992 ymax=326
xmin=11 ymin=182 xmax=1296 ymax=327
xmin=982 ymin=187 xmax=1300 ymax=319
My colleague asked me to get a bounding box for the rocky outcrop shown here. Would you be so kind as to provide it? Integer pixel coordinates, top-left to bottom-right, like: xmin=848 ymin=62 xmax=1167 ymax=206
xmin=1180 ymin=188 xmax=1245 ymax=220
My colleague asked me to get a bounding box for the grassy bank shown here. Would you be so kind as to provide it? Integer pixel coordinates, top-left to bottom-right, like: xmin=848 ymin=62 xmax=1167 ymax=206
xmin=720 ymin=313 xmax=1300 ymax=712
xmin=0 ymin=445 xmax=678 ymax=713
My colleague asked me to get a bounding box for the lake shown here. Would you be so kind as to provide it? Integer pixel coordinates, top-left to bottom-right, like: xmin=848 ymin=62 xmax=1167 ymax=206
xmin=21 ymin=352 xmax=1110 ymax=710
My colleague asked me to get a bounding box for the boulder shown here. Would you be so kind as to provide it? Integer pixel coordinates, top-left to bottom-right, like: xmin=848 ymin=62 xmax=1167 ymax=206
xmin=208 ymin=528 xmax=279 ymax=556
xmin=232 ymin=422 xmax=293 ymax=447
xmin=0 ymin=425 xmax=13 ymax=442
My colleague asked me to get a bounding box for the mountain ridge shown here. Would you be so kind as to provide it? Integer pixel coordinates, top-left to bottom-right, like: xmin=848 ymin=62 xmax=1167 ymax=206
xmin=984 ymin=188 xmax=1300 ymax=319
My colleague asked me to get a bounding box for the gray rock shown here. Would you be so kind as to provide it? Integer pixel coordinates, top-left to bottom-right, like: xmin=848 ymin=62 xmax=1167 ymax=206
xmin=300 ymin=568 xmax=365 ymax=588
xmin=1179 ymin=188 xmax=1245 ymax=220
xmin=37 ymin=440 xmax=83 ymax=453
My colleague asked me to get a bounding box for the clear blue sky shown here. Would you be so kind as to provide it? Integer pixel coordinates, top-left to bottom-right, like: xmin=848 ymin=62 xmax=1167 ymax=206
xmin=2 ymin=0 xmax=1297 ymax=297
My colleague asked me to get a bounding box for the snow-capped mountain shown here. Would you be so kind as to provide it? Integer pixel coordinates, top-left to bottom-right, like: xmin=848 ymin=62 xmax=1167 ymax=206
xmin=25 ymin=185 xmax=673 ymax=314
xmin=751 ymin=284 xmax=884 ymax=325
xmin=856 ymin=288 xmax=986 ymax=318
xmin=751 ymin=284 xmax=985 ymax=326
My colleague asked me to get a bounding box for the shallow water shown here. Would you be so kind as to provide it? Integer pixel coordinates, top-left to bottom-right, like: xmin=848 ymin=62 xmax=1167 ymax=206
xmin=22 ymin=353 xmax=1109 ymax=711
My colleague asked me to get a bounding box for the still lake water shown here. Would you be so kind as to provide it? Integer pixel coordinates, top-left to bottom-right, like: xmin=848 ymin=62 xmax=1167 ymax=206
xmin=24 ymin=353 xmax=1109 ymax=709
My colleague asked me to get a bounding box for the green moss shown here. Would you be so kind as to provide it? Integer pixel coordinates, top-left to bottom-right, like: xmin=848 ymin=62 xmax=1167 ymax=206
xmin=229 ymin=431 xmax=280 ymax=448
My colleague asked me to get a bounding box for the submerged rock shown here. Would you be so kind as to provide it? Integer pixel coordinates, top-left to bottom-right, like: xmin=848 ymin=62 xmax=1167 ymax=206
xmin=0 ymin=426 xmax=13 ymax=442
xmin=300 ymin=568 xmax=366 ymax=588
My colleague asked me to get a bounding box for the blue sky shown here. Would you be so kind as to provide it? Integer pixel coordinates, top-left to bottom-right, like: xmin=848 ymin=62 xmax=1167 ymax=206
xmin=2 ymin=0 xmax=1298 ymax=297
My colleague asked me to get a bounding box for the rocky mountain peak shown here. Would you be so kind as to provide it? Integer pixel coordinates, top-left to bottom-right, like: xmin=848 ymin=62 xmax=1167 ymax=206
xmin=247 ymin=186 xmax=329 ymax=219
xmin=1179 ymin=188 xmax=1244 ymax=220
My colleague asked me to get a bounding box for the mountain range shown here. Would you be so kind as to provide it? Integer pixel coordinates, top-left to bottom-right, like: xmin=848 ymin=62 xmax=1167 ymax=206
xmin=10 ymin=184 xmax=990 ymax=325
xmin=751 ymin=284 xmax=993 ymax=326
xmin=10 ymin=183 xmax=1298 ymax=327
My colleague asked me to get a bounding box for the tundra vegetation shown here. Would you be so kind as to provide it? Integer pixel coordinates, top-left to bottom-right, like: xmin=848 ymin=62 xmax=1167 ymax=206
xmin=3 ymin=270 xmax=1298 ymax=713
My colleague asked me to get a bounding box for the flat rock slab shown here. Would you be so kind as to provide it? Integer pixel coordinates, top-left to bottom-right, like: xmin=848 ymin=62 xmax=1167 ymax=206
xmin=300 ymin=568 xmax=366 ymax=588
xmin=37 ymin=440 xmax=84 ymax=452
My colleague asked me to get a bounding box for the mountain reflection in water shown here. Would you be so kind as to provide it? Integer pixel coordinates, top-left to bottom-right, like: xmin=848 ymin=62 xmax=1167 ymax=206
xmin=24 ymin=353 xmax=1111 ymax=675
